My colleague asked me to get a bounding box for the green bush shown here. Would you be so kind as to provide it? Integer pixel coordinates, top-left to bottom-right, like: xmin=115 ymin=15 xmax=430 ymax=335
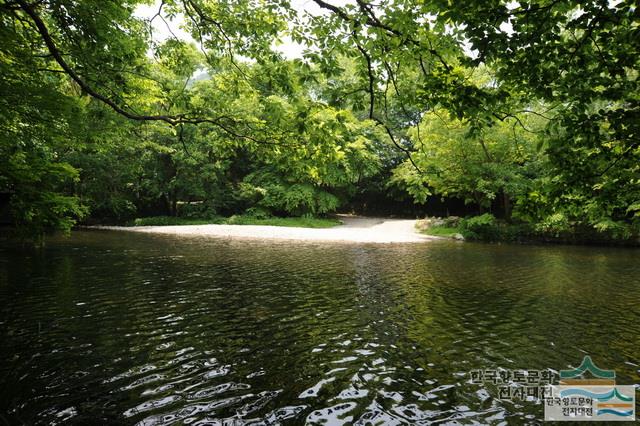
xmin=255 ymin=182 xmax=339 ymax=216
xmin=460 ymin=213 xmax=497 ymax=240
xmin=444 ymin=216 xmax=461 ymax=227
xmin=535 ymin=212 xmax=571 ymax=236
xmin=177 ymin=201 xmax=219 ymax=219
xmin=243 ymin=207 xmax=271 ymax=219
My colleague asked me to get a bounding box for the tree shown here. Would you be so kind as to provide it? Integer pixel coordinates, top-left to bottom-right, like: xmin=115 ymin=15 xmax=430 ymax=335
xmin=0 ymin=9 xmax=87 ymax=240
xmin=294 ymin=0 xmax=639 ymax=233
xmin=2 ymin=0 xmax=639 ymax=238
xmin=392 ymin=107 xmax=545 ymax=218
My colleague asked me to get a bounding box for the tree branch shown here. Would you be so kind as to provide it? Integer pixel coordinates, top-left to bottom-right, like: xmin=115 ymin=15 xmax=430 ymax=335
xmin=353 ymin=35 xmax=374 ymax=119
xmin=14 ymin=0 xmax=297 ymax=149
xmin=15 ymin=0 xmax=189 ymax=125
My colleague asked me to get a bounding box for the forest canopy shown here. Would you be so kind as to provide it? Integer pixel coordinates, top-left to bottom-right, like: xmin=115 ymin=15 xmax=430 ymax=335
xmin=1 ymin=0 xmax=638 ymax=241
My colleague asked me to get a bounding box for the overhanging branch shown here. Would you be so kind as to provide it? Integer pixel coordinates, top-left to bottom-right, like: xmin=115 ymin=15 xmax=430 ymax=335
xmin=14 ymin=0 xmax=288 ymax=149
xmin=16 ymin=0 xmax=186 ymax=126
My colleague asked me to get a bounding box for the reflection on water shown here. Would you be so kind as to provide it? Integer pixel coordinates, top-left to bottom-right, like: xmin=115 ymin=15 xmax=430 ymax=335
xmin=0 ymin=231 xmax=639 ymax=424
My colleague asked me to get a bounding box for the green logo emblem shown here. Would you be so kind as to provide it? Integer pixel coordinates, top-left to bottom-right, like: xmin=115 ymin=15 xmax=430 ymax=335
xmin=560 ymin=356 xmax=615 ymax=380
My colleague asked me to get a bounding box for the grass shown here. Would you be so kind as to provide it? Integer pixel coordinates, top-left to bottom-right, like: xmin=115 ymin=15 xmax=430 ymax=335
xmin=415 ymin=218 xmax=464 ymax=239
xmin=131 ymin=217 xmax=221 ymax=226
xmin=224 ymin=215 xmax=341 ymax=228
xmin=420 ymin=225 xmax=463 ymax=238
xmin=130 ymin=215 xmax=341 ymax=228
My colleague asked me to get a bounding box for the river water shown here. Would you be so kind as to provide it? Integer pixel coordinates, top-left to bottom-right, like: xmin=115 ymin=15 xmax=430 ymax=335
xmin=0 ymin=230 xmax=638 ymax=424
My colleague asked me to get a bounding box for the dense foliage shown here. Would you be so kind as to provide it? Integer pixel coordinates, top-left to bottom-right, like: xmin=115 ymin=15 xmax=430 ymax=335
xmin=1 ymin=0 xmax=638 ymax=241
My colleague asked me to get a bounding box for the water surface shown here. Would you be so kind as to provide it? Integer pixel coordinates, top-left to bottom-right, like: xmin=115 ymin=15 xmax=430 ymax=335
xmin=1 ymin=231 xmax=639 ymax=424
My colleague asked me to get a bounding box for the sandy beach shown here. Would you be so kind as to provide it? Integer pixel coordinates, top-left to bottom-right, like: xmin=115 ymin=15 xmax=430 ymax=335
xmin=93 ymin=215 xmax=438 ymax=244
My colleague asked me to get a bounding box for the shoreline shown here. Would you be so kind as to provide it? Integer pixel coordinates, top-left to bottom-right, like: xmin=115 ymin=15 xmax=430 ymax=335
xmin=90 ymin=216 xmax=440 ymax=244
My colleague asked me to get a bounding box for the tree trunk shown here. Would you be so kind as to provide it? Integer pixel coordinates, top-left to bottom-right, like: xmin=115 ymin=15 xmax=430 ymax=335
xmin=503 ymin=192 xmax=512 ymax=221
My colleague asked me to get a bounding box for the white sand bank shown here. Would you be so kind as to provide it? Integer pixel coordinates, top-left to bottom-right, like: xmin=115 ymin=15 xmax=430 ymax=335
xmin=93 ymin=215 xmax=439 ymax=244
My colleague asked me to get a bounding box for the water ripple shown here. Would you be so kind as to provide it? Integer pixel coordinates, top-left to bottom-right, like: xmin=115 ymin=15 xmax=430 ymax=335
xmin=0 ymin=231 xmax=639 ymax=424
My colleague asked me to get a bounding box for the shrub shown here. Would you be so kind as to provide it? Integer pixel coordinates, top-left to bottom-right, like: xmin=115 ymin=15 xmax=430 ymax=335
xmin=444 ymin=216 xmax=461 ymax=227
xmin=535 ymin=212 xmax=571 ymax=236
xmin=244 ymin=207 xmax=271 ymax=219
xmin=178 ymin=201 xmax=218 ymax=219
xmin=459 ymin=213 xmax=498 ymax=240
xmin=256 ymin=183 xmax=339 ymax=216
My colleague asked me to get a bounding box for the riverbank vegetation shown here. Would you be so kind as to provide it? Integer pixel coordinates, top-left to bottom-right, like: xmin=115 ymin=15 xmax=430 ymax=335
xmin=1 ymin=0 xmax=638 ymax=244
xmin=130 ymin=215 xmax=341 ymax=228
xmin=419 ymin=214 xmax=640 ymax=245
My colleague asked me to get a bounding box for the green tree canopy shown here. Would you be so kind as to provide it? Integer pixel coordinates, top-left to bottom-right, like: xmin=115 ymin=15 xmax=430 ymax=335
xmin=1 ymin=0 xmax=638 ymax=239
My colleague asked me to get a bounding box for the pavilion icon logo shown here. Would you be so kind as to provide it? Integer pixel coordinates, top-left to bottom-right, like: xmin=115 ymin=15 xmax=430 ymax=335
xmin=559 ymin=355 xmax=616 ymax=385
xmin=544 ymin=356 xmax=635 ymax=421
